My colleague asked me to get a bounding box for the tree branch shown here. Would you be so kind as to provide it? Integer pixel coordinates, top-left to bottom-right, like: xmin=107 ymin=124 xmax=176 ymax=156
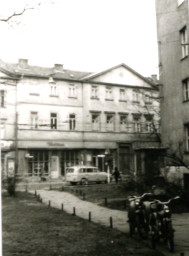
xmin=0 ymin=7 xmax=35 ymax=22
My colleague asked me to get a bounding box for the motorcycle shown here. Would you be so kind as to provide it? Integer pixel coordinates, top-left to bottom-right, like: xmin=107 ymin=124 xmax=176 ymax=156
xmin=148 ymin=196 xmax=180 ymax=252
xmin=127 ymin=193 xmax=153 ymax=238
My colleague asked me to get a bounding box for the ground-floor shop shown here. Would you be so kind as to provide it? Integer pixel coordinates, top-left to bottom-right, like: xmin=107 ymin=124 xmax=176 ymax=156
xmin=1 ymin=141 xmax=163 ymax=182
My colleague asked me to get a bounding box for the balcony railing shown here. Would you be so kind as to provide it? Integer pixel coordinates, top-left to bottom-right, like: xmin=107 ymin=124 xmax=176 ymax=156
xmin=18 ymin=121 xmax=160 ymax=134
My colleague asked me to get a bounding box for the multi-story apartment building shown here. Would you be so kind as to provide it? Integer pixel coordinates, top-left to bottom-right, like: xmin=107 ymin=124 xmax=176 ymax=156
xmin=0 ymin=58 xmax=160 ymax=181
xmin=155 ymin=0 xmax=189 ymax=168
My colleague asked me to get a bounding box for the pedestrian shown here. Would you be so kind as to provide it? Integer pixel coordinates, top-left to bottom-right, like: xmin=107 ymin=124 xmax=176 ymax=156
xmin=112 ymin=167 xmax=120 ymax=183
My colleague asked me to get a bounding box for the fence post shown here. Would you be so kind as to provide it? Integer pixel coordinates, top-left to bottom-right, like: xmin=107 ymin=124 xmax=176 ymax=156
xmin=73 ymin=207 xmax=76 ymax=216
xmin=89 ymin=212 xmax=91 ymax=222
xmin=61 ymin=203 xmax=64 ymax=211
xmin=83 ymin=193 xmax=85 ymax=200
xmin=49 ymin=200 xmax=51 ymax=207
xmin=110 ymin=217 xmax=113 ymax=229
xmin=104 ymin=198 xmax=108 ymax=206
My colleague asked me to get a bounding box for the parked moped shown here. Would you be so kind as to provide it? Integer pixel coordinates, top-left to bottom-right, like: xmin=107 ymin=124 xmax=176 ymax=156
xmin=149 ymin=196 xmax=180 ymax=252
xmin=127 ymin=193 xmax=152 ymax=238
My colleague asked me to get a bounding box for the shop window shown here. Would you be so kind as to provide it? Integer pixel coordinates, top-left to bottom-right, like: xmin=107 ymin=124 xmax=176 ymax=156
xmin=28 ymin=150 xmax=49 ymax=176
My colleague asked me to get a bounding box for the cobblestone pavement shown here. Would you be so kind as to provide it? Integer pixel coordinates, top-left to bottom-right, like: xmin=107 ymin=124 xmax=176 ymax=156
xmin=30 ymin=190 xmax=189 ymax=256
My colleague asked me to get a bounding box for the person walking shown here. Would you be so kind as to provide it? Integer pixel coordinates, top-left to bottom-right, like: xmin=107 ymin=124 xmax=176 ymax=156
xmin=112 ymin=167 xmax=120 ymax=184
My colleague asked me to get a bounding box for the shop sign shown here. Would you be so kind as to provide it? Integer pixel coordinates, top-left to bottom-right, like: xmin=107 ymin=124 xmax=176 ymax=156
xmin=48 ymin=142 xmax=66 ymax=146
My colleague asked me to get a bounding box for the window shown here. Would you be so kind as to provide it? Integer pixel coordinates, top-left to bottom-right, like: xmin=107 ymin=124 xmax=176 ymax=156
xmin=119 ymin=115 xmax=129 ymax=131
xmin=49 ymin=78 xmax=57 ymax=96
xmin=120 ymin=88 xmax=127 ymax=101
xmin=178 ymin=0 xmax=184 ymax=6
xmin=28 ymin=150 xmax=49 ymax=176
xmin=69 ymin=114 xmax=76 ymax=130
xmin=180 ymin=26 xmax=188 ymax=59
xmin=106 ymin=114 xmax=114 ymax=131
xmin=69 ymin=84 xmax=77 ymax=98
xmin=31 ymin=112 xmax=38 ymax=129
xmin=132 ymin=90 xmax=140 ymax=103
xmin=144 ymin=93 xmax=152 ymax=104
xmin=183 ymin=78 xmax=189 ymax=101
xmin=144 ymin=114 xmax=154 ymax=132
xmin=0 ymin=120 xmax=5 ymax=139
xmin=30 ymin=82 xmax=39 ymax=95
xmin=132 ymin=113 xmax=142 ymax=132
xmin=185 ymin=124 xmax=189 ymax=151
xmin=106 ymin=87 xmax=113 ymax=100
xmin=0 ymin=90 xmax=5 ymax=107
xmin=91 ymin=113 xmax=100 ymax=130
xmin=91 ymin=85 xmax=98 ymax=99
xmin=51 ymin=113 xmax=57 ymax=129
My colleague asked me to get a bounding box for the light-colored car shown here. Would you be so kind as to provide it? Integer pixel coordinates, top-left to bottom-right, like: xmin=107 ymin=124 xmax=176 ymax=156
xmin=66 ymin=165 xmax=108 ymax=185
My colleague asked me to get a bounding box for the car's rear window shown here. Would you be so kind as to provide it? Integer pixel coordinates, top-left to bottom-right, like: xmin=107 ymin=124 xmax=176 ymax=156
xmin=66 ymin=168 xmax=75 ymax=173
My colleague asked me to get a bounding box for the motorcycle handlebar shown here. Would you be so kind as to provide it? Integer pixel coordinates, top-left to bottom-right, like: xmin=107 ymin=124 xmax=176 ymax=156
xmin=152 ymin=196 xmax=180 ymax=205
xmin=128 ymin=193 xmax=153 ymax=201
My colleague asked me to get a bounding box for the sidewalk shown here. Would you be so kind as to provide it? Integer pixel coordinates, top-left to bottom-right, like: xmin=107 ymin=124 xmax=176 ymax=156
xmin=30 ymin=189 xmax=189 ymax=256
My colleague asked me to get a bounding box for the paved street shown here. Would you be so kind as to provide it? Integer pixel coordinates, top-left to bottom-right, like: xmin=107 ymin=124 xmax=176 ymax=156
xmin=30 ymin=190 xmax=189 ymax=256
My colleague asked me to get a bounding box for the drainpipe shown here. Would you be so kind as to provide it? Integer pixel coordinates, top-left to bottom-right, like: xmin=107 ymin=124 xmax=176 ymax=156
xmin=14 ymin=112 xmax=18 ymax=180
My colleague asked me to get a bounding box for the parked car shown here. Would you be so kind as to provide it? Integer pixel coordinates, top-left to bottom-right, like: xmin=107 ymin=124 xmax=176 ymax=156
xmin=66 ymin=165 xmax=108 ymax=185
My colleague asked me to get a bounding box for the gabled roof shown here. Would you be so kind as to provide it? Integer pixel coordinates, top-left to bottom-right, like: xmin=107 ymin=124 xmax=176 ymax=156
xmin=82 ymin=63 xmax=157 ymax=88
xmin=0 ymin=59 xmax=91 ymax=80
xmin=0 ymin=59 xmax=158 ymax=88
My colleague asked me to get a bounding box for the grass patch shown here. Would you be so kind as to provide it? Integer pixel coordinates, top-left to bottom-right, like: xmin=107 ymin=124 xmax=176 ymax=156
xmin=2 ymin=192 xmax=162 ymax=256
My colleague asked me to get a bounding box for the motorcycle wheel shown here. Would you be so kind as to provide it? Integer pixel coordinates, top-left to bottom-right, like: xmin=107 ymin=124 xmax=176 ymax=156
xmin=151 ymin=232 xmax=156 ymax=249
xmin=129 ymin=222 xmax=135 ymax=237
xmin=166 ymin=222 xmax=174 ymax=252
xmin=167 ymin=237 xmax=174 ymax=253
xmin=136 ymin=215 xmax=146 ymax=239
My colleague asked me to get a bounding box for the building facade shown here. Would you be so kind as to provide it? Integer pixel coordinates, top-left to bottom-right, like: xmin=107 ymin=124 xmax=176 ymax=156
xmin=155 ymin=0 xmax=189 ymax=166
xmin=0 ymin=59 xmax=160 ymax=181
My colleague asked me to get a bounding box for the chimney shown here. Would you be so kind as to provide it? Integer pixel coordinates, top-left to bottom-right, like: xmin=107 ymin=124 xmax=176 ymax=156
xmin=18 ymin=59 xmax=28 ymax=69
xmin=151 ymin=74 xmax=158 ymax=82
xmin=54 ymin=64 xmax=64 ymax=72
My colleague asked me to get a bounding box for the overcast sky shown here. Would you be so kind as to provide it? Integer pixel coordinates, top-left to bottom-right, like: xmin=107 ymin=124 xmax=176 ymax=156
xmin=0 ymin=0 xmax=158 ymax=77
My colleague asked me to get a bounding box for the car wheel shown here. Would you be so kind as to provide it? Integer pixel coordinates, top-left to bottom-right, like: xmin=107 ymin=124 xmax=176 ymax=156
xmin=81 ymin=178 xmax=88 ymax=185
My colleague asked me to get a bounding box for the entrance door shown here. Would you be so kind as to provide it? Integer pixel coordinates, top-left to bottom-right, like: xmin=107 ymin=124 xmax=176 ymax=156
xmin=50 ymin=156 xmax=59 ymax=179
xmin=119 ymin=145 xmax=132 ymax=174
